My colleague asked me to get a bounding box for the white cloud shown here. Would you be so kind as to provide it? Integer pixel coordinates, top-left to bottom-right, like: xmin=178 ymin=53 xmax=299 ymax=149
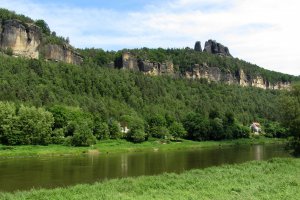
xmin=0 ymin=0 xmax=299 ymax=75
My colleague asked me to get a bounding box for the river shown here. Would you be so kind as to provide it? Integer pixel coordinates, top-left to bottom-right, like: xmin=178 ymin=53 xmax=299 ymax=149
xmin=0 ymin=144 xmax=290 ymax=192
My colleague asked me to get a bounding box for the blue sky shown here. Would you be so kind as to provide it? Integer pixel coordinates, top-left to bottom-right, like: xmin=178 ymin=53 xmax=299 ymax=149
xmin=0 ymin=0 xmax=299 ymax=75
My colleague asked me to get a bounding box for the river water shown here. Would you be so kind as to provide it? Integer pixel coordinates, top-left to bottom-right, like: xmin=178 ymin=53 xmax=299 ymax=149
xmin=0 ymin=144 xmax=290 ymax=192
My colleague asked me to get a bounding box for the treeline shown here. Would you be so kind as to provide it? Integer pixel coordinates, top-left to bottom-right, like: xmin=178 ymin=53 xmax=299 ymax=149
xmin=0 ymin=101 xmax=251 ymax=146
xmin=0 ymin=54 xmax=290 ymax=146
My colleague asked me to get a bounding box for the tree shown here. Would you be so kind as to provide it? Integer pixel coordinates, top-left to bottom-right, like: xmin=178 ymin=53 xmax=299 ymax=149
xmin=94 ymin=121 xmax=110 ymax=140
xmin=17 ymin=105 xmax=54 ymax=145
xmin=35 ymin=19 xmax=51 ymax=35
xmin=209 ymin=118 xmax=224 ymax=140
xmin=0 ymin=102 xmax=16 ymax=144
xmin=71 ymin=122 xmax=96 ymax=146
xmin=183 ymin=113 xmax=210 ymax=141
xmin=169 ymin=122 xmax=187 ymax=140
xmin=109 ymin=120 xmax=122 ymax=139
xmin=280 ymin=83 xmax=300 ymax=155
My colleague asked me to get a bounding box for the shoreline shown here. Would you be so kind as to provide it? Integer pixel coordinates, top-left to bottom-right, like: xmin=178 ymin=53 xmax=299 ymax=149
xmin=0 ymin=137 xmax=287 ymax=158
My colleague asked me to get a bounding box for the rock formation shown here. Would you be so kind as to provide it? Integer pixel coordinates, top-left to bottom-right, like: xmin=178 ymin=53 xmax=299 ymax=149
xmin=0 ymin=19 xmax=41 ymax=59
xmin=119 ymin=51 xmax=290 ymax=90
xmin=194 ymin=41 xmax=202 ymax=52
xmin=121 ymin=52 xmax=174 ymax=76
xmin=203 ymin=40 xmax=231 ymax=57
xmin=0 ymin=19 xmax=82 ymax=65
xmin=43 ymin=44 xmax=82 ymax=65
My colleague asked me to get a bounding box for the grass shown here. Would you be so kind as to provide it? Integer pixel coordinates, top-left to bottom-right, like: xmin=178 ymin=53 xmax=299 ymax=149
xmin=0 ymin=137 xmax=287 ymax=157
xmin=0 ymin=157 xmax=299 ymax=199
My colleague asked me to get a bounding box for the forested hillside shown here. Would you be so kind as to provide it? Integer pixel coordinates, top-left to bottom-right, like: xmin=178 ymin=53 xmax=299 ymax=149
xmin=0 ymin=8 xmax=296 ymax=147
xmin=0 ymin=54 xmax=289 ymax=146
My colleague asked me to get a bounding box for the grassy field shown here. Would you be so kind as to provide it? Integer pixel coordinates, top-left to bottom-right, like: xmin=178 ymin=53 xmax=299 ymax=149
xmin=0 ymin=137 xmax=287 ymax=157
xmin=0 ymin=157 xmax=299 ymax=200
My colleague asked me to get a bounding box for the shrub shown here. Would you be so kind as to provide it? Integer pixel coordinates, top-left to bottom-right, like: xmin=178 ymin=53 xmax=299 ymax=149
xmin=109 ymin=120 xmax=122 ymax=139
xmin=169 ymin=122 xmax=187 ymax=140
xmin=71 ymin=122 xmax=96 ymax=147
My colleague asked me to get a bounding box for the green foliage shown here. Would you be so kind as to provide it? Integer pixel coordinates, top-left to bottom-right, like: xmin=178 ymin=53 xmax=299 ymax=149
xmin=279 ymin=83 xmax=300 ymax=155
xmin=169 ymin=122 xmax=187 ymax=140
xmin=0 ymin=8 xmax=33 ymax=23
xmin=150 ymin=126 xmax=170 ymax=139
xmin=0 ymin=52 xmax=292 ymax=145
xmin=34 ymin=19 xmax=50 ymax=35
xmin=183 ymin=113 xmax=210 ymax=141
xmin=109 ymin=120 xmax=122 ymax=139
xmin=264 ymin=121 xmax=288 ymax=138
xmin=71 ymin=122 xmax=96 ymax=147
xmin=120 ymin=115 xmax=146 ymax=142
xmin=17 ymin=105 xmax=54 ymax=145
xmin=0 ymin=101 xmax=16 ymax=144
xmin=94 ymin=120 xmax=110 ymax=140
xmin=0 ymin=102 xmax=54 ymax=145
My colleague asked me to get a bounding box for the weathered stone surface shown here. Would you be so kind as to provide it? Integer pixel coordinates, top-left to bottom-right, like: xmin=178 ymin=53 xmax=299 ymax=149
xmin=121 ymin=52 xmax=174 ymax=76
xmin=0 ymin=19 xmax=41 ymax=59
xmin=185 ymin=63 xmax=221 ymax=82
xmin=0 ymin=19 xmax=82 ymax=64
xmin=122 ymin=52 xmax=139 ymax=70
xmin=252 ymin=76 xmax=267 ymax=89
xmin=138 ymin=60 xmax=159 ymax=75
xmin=43 ymin=44 xmax=83 ymax=65
xmin=204 ymin=40 xmax=231 ymax=57
xmin=238 ymin=69 xmax=250 ymax=87
xmin=194 ymin=41 xmax=202 ymax=52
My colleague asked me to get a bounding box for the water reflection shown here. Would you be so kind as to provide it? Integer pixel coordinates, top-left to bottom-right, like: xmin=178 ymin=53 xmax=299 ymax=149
xmin=0 ymin=144 xmax=290 ymax=192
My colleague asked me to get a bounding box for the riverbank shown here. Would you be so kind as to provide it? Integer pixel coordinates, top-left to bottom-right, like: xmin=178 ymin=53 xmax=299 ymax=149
xmin=0 ymin=137 xmax=287 ymax=157
xmin=0 ymin=157 xmax=299 ymax=199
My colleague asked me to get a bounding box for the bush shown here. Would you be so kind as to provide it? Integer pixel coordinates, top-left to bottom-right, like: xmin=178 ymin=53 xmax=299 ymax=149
xmin=0 ymin=102 xmax=16 ymax=144
xmin=183 ymin=113 xmax=210 ymax=141
xmin=71 ymin=122 xmax=96 ymax=147
xmin=94 ymin=121 xmax=110 ymax=140
xmin=17 ymin=105 xmax=54 ymax=145
xmin=264 ymin=121 xmax=288 ymax=138
xmin=51 ymin=128 xmax=65 ymax=144
xmin=169 ymin=122 xmax=187 ymax=140
xmin=129 ymin=128 xmax=146 ymax=143
xmin=150 ymin=126 xmax=170 ymax=139
xmin=109 ymin=120 xmax=122 ymax=139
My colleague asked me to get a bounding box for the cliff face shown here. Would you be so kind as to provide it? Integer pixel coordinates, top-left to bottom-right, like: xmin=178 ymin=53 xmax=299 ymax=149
xmin=0 ymin=20 xmax=41 ymax=59
xmin=121 ymin=52 xmax=174 ymax=76
xmin=43 ymin=44 xmax=82 ymax=65
xmin=120 ymin=52 xmax=291 ymax=90
xmin=0 ymin=19 xmax=82 ymax=64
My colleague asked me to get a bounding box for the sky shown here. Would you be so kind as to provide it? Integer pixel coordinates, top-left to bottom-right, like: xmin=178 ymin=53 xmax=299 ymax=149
xmin=0 ymin=0 xmax=299 ymax=76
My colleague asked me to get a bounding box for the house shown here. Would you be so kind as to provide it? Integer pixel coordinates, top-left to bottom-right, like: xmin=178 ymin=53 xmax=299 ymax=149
xmin=250 ymin=122 xmax=261 ymax=135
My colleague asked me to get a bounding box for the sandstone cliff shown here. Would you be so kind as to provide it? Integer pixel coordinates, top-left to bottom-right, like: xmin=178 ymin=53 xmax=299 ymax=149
xmin=0 ymin=19 xmax=82 ymax=65
xmin=0 ymin=19 xmax=41 ymax=59
xmin=121 ymin=52 xmax=174 ymax=76
xmin=120 ymin=52 xmax=291 ymax=90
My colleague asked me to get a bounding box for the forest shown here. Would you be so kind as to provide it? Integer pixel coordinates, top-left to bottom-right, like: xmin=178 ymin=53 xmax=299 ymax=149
xmin=0 ymin=54 xmax=292 ymax=146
